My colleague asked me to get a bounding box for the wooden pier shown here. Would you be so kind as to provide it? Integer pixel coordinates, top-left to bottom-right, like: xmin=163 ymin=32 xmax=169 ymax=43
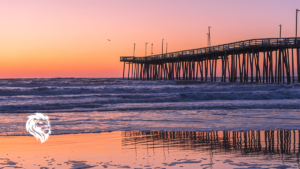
xmin=120 ymin=37 xmax=300 ymax=84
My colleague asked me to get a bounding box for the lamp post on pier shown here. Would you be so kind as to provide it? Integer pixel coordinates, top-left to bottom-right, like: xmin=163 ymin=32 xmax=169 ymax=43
xmin=133 ymin=43 xmax=135 ymax=57
xmin=162 ymin=39 xmax=164 ymax=57
xmin=296 ymin=9 xmax=300 ymax=38
xmin=207 ymin=26 xmax=211 ymax=47
xmin=145 ymin=42 xmax=148 ymax=56
xmin=151 ymin=43 xmax=153 ymax=56
xmin=279 ymin=24 xmax=281 ymax=38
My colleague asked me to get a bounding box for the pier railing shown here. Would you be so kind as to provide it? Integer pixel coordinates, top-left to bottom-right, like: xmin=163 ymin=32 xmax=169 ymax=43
xmin=120 ymin=37 xmax=300 ymax=62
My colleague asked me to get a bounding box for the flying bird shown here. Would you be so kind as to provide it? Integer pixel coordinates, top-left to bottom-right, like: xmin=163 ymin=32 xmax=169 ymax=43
xmin=107 ymin=39 xmax=111 ymax=41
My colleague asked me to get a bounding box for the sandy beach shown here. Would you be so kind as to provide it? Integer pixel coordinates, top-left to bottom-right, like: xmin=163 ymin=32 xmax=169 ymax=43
xmin=0 ymin=130 xmax=299 ymax=169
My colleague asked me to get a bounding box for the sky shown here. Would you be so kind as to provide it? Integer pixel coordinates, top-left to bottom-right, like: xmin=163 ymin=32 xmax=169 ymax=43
xmin=0 ymin=0 xmax=299 ymax=78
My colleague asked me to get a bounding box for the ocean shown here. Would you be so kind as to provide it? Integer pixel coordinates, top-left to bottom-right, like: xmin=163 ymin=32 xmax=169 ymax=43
xmin=0 ymin=78 xmax=300 ymax=169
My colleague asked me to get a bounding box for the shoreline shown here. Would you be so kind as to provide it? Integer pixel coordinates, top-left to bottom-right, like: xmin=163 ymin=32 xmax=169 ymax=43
xmin=1 ymin=130 xmax=299 ymax=169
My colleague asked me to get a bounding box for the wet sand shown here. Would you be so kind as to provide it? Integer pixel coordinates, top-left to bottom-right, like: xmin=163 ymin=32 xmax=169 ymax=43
xmin=0 ymin=130 xmax=299 ymax=169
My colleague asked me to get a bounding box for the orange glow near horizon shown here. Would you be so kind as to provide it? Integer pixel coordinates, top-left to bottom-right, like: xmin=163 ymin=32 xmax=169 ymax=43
xmin=0 ymin=0 xmax=299 ymax=78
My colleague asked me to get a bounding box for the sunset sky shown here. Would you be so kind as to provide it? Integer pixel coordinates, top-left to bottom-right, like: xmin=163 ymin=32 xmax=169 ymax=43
xmin=0 ymin=0 xmax=299 ymax=78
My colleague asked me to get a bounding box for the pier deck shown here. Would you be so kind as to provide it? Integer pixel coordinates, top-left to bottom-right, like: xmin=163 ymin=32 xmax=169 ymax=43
xmin=120 ymin=37 xmax=300 ymax=84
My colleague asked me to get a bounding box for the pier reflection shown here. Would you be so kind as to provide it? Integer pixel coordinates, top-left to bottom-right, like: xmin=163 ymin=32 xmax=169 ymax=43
xmin=122 ymin=130 xmax=300 ymax=163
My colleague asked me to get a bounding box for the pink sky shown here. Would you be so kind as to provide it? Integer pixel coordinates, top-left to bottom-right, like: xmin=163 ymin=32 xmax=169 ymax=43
xmin=0 ymin=0 xmax=299 ymax=78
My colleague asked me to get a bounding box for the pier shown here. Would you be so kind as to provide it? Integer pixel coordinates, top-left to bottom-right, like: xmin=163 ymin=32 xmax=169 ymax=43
xmin=120 ymin=37 xmax=300 ymax=84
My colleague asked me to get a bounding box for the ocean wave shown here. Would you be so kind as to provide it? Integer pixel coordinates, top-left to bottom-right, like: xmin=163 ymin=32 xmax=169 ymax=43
xmin=1 ymin=78 xmax=300 ymax=113
xmin=1 ymin=109 xmax=300 ymax=136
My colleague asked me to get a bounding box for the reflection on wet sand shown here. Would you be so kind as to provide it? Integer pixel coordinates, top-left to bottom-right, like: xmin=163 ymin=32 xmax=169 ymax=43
xmin=0 ymin=130 xmax=300 ymax=169
xmin=123 ymin=130 xmax=300 ymax=165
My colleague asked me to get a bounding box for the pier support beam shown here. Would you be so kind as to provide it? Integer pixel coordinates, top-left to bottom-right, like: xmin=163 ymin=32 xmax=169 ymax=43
xmin=123 ymin=62 xmax=125 ymax=80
